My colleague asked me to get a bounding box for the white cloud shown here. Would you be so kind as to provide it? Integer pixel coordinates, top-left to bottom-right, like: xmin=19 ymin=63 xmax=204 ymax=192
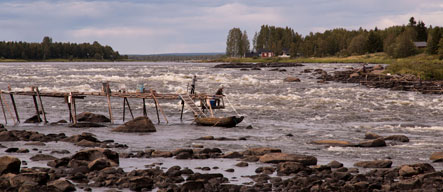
xmin=69 ymin=27 xmax=175 ymax=38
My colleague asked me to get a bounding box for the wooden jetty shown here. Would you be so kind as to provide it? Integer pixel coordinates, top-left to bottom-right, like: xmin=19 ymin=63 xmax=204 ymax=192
xmin=0 ymin=83 xmax=226 ymax=126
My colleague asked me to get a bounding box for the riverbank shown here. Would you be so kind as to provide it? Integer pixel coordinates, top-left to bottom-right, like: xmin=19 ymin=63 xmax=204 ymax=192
xmin=212 ymin=53 xmax=443 ymax=80
xmin=0 ymin=58 xmax=132 ymax=62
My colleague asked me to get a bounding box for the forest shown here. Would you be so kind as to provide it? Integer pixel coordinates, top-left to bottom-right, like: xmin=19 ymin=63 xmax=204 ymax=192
xmin=0 ymin=37 xmax=127 ymax=61
xmin=226 ymin=17 xmax=443 ymax=59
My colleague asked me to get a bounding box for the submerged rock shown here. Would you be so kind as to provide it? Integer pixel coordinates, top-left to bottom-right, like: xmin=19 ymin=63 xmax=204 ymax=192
xmin=384 ymin=135 xmax=409 ymax=142
xmin=283 ymin=77 xmax=301 ymax=82
xmin=24 ymin=115 xmax=43 ymax=123
xmin=259 ymin=153 xmax=317 ymax=165
xmin=112 ymin=116 xmax=156 ymax=132
xmin=76 ymin=112 xmax=110 ymax=123
xmin=30 ymin=154 xmax=58 ymax=161
xmin=311 ymin=140 xmax=355 ymax=147
xmin=353 ymin=160 xmax=392 ymax=168
xmin=357 ymin=138 xmax=386 ymax=147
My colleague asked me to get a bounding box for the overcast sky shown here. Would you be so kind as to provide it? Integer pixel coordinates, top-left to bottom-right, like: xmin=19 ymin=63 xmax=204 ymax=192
xmin=1 ymin=0 xmax=442 ymax=54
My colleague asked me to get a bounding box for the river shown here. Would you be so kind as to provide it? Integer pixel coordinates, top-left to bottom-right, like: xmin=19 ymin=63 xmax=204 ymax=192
xmin=0 ymin=62 xmax=442 ymax=190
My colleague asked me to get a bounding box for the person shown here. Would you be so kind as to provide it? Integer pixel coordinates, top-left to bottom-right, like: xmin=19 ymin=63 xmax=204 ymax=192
xmin=214 ymin=86 xmax=224 ymax=106
xmin=190 ymin=75 xmax=197 ymax=94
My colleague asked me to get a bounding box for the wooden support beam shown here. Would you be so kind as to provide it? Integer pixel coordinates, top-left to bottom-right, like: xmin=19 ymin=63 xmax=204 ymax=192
xmin=0 ymin=92 xmax=7 ymax=124
xmin=122 ymin=98 xmax=126 ymax=122
xmin=142 ymin=98 xmax=147 ymax=117
xmin=66 ymin=98 xmax=72 ymax=123
xmin=9 ymin=93 xmax=20 ymax=123
xmin=31 ymin=87 xmax=42 ymax=123
xmin=180 ymin=99 xmax=184 ymax=121
xmin=150 ymin=89 xmax=168 ymax=124
xmin=105 ymin=83 xmax=113 ymax=124
xmin=0 ymin=91 xmax=16 ymax=124
xmin=35 ymin=87 xmax=47 ymax=124
xmin=125 ymin=97 xmax=134 ymax=120
xmin=69 ymin=92 xmax=77 ymax=125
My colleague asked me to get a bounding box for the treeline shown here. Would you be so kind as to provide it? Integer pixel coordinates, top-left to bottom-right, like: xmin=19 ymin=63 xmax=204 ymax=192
xmin=0 ymin=37 xmax=127 ymax=60
xmin=128 ymin=54 xmax=224 ymax=61
xmin=227 ymin=17 xmax=443 ymax=59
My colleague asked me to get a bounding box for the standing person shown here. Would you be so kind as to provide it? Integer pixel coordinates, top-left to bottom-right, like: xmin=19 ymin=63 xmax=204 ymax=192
xmin=190 ymin=75 xmax=197 ymax=94
xmin=214 ymin=86 xmax=224 ymax=106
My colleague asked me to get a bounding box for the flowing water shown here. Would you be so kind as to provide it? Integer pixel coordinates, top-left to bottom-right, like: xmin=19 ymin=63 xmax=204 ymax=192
xmin=0 ymin=62 xmax=442 ymax=189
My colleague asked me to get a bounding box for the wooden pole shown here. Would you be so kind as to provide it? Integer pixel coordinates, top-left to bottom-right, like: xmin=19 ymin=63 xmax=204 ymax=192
xmin=150 ymin=90 xmax=168 ymax=124
xmin=142 ymin=98 xmax=147 ymax=117
xmin=35 ymin=87 xmax=47 ymax=124
xmin=31 ymin=87 xmax=42 ymax=123
xmin=125 ymin=97 xmax=134 ymax=120
xmin=180 ymin=99 xmax=184 ymax=121
xmin=0 ymin=93 xmax=7 ymax=124
xmin=150 ymin=90 xmax=160 ymax=124
xmin=9 ymin=94 xmax=20 ymax=123
xmin=0 ymin=91 xmax=16 ymax=124
xmin=106 ymin=83 xmax=113 ymax=124
xmin=66 ymin=98 xmax=72 ymax=123
xmin=122 ymin=97 xmax=126 ymax=122
xmin=69 ymin=92 xmax=77 ymax=125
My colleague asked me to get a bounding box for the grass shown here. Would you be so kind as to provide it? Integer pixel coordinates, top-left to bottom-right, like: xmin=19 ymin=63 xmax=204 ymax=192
xmin=214 ymin=53 xmax=443 ymax=80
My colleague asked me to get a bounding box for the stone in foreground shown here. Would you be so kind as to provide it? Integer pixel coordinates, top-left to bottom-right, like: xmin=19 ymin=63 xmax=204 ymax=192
xmin=259 ymin=153 xmax=317 ymax=166
xmin=0 ymin=156 xmax=21 ymax=175
xmin=112 ymin=116 xmax=156 ymax=132
xmin=353 ymin=160 xmax=392 ymax=168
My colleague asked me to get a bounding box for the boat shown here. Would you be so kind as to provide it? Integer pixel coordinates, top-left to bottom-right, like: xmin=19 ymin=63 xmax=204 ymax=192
xmin=195 ymin=116 xmax=244 ymax=127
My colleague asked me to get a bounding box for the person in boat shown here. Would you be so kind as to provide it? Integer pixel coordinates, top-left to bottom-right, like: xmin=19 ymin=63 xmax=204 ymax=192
xmin=214 ymin=86 xmax=224 ymax=106
xmin=190 ymin=75 xmax=197 ymax=94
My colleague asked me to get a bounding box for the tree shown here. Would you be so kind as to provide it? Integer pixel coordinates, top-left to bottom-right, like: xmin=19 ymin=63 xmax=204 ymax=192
xmin=347 ymin=33 xmax=368 ymax=55
xmin=439 ymin=37 xmax=443 ymax=59
xmin=367 ymin=31 xmax=383 ymax=53
xmin=416 ymin=20 xmax=427 ymax=41
xmin=408 ymin=17 xmax=417 ymax=27
xmin=392 ymin=31 xmax=417 ymax=58
xmin=226 ymin=28 xmax=243 ymax=57
xmin=240 ymin=30 xmax=250 ymax=57
xmin=426 ymin=27 xmax=441 ymax=54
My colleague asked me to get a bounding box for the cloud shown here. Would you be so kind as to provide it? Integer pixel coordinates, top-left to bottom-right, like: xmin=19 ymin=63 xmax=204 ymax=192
xmin=0 ymin=0 xmax=442 ymax=54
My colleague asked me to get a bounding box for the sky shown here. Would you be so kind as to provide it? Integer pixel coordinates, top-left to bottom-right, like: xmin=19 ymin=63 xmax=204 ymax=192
xmin=0 ymin=0 xmax=442 ymax=54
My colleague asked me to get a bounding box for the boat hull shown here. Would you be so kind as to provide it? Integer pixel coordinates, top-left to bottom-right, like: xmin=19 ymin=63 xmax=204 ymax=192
xmin=195 ymin=116 xmax=244 ymax=127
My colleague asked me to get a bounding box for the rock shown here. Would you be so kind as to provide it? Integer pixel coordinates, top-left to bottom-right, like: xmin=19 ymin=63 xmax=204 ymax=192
xmin=197 ymin=136 xmax=214 ymax=140
xmin=311 ymin=140 xmax=355 ymax=147
xmin=5 ymin=148 xmax=29 ymax=153
xmin=62 ymin=132 xmax=100 ymax=143
xmin=277 ymin=162 xmax=306 ymax=176
xmin=71 ymin=148 xmax=119 ymax=166
xmin=0 ymin=156 xmax=21 ymax=174
xmin=47 ymin=178 xmax=76 ymax=192
xmin=151 ymin=150 xmax=173 ymax=158
xmin=430 ymin=152 xmax=443 ymax=162
xmin=88 ymin=158 xmax=111 ymax=171
xmin=30 ymin=154 xmax=58 ymax=161
xmin=0 ymin=131 xmax=19 ymax=141
xmin=327 ymin=160 xmax=344 ymax=168
xmin=181 ymin=181 xmax=205 ymax=191
xmin=186 ymin=173 xmax=224 ymax=181
xmin=225 ymin=168 xmax=234 ymax=172
xmin=76 ymin=139 xmax=100 ymax=147
xmin=76 ymin=112 xmax=110 ymax=123
xmin=243 ymin=147 xmax=281 ymax=156
xmin=354 ymin=160 xmax=392 ymax=168
xmin=51 ymin=150 xmax=70 ymax=154
xmin=222 ymin=151 xmax=243 ymax=158
xmin=69 ymin=122 xmax=106 ymax=128
xmin=384 ymin=135 xmax=409 ymax=142
xmin=24 ymin=115 xmax=43 ymax=123
xmin=357 ymin=138 xmax=386 ymax=147
xmin=24 ymin=142 xmax=46 ymax=146
xmin=242 ymin=155 xmax=259 ymax=162
xmin=259 ymin=153 xmax=317 ymax=165
xmin=10 ymin=171 xmax=49 ymax=188
xmin=283 ymin=77 xmax=301 ymax=82
xmin=364 ymin=132 xmax=382 ymax=139
xmin=373 ymin=64 xmax=384 ymax=70
xmin=112 ymin=116 xmax=156 ymax=132
xmin=399 ymin=163 xmax=435 ymax=177
xmin=0 ymin=124 xmax=4 ymax=128
xmin=235 ymin=162 xmax=248 ymax=167
xmin=350 ymin=72 xmax=359 ymax=78
xmin=128 ymin=176 xmax=154 ymax=191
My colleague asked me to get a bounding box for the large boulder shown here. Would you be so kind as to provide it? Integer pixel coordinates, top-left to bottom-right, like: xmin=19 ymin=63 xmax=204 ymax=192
xmin=76 ymin=112 xmax=110 ymax=123
xmin=0 ymin=156 xmax=21 ymax=175
xmin=112 ymin=116 xmax=156 ymax=132
xmin=0 ymin=131 xmax=19 ymax=141
xmin=430 ymin=152 xmax=443 ymax=162
xmin=311 ymin=140 xmax=355 ymax=147
xmin=384 ymin=135 xmax=409 ymax=142
xmin=259 ymin=153 xmax=317 ymax=166
xmin=24 ymin=115 xmax=43 ymax=123
xmin=364 ymin=132 xmax=383 ymax=139
xmin=243 ymin=147 xmax=282 ymax=156
xmin=10 ymin=171 xmax=49 ymax=187
xmin=30 ymin=154 xmax=58 ymax=161
xmin=357 ymin=138 xmax=386 ymax=147
xmin=353 ymin=160 xmax=392 ymax=168
xmin=398 ymin=163 xmax=435 ymax=177
xmin=277 ymin=162 xmax=306 ymax=176
xmin=47 ymin=179 xmax=76 ymax=192
xmin=283 ymin=77 xmax=301 ymax=82
xmin=71 ymin=148 xmax=119 ymax=166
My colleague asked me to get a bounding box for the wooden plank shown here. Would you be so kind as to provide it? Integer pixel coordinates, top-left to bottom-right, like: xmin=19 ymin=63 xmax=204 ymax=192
xmin=0 ymin=92 xmax=7 ymax=124
xmin=125 ymin=97 xmax=134 ymax=120
xmin=31 ymin=90 xmax=42 ymax=123
xmin=106 ymin=83 xmax=113 ymax=124
xmin=69 ymin=92 xmax=77 ymax=124
xmin=0 ymin=91 xmax=16 ymax=124
xmin=122 ymin=98 xmax=126 ymax=122
xmin=35 ymin=87 xmax=47 ymax=124
xmin=151 ymin=89 xmax=168 ymax=124
xmin=9 ymin=94 xmax=20 ymax=123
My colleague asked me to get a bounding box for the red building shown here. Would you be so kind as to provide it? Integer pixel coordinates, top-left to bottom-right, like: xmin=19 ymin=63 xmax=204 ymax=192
xmin=261 ymin=51 xmax=274 ymax=58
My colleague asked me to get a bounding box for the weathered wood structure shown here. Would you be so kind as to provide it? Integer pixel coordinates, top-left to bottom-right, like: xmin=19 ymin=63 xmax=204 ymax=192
xmin=0 ymin=83 xmax=225 ymax=126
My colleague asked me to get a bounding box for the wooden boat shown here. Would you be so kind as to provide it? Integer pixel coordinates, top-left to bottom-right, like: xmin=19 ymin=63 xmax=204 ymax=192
xmin=195 ymin=116 xmax=244 ymax=127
